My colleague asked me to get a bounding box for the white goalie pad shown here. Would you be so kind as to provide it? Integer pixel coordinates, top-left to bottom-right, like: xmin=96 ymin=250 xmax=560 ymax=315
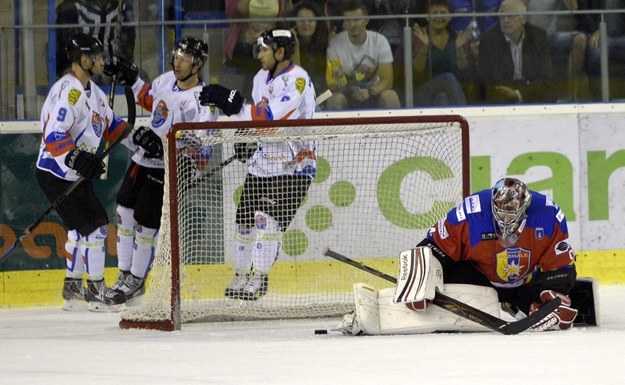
xmin=393 ymin=247 xmax=444 ymax=304
xmin=349 ymin=283 xmax=501 ymax=335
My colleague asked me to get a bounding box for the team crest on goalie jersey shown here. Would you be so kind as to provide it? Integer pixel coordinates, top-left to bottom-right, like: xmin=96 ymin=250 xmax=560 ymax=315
xmin=495 ymin=247 xmax=531 ymax=283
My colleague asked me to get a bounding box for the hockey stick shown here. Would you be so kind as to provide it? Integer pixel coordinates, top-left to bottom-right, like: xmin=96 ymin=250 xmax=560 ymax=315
xmin=101 ymin=0 xmax=125 ymax=180
xmin=193 ymin=89 xmax=333 ymax=184
xmin=323 ymin=248 xmax=562 ymax=335
xmin=0 ymin=86 xmax=136 ymax=264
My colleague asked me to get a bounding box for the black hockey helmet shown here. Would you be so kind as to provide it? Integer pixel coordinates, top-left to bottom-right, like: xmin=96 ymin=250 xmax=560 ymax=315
xmin=173 ymin=37 xmax=209 ymax=66
xmin=66 ymin=33 xmax=104 ymax=63
xmin=256 ymin=28 xmax=296 ymax=60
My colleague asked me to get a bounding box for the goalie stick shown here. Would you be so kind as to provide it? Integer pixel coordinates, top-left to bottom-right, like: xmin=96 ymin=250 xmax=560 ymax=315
xmin=323 ymin=248 xmax=562 ymax=335
xmin=0 ymin=86 xmax=136 ymax=264
xmin=193 ymin=89 xmax=333 ymax=183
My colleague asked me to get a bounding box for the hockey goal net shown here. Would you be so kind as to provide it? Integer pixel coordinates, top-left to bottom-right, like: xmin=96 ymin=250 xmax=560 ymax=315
xmin=120 ymin=115 xmax=469 ymax=330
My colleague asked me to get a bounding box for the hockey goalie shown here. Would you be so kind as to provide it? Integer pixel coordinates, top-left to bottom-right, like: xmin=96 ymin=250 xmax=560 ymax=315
xmin=338 ymin=177 xmax=599 ymax=335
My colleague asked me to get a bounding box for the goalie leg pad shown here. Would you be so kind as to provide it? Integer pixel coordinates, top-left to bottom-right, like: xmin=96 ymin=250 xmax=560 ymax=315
xmin=351 ymin=283 xmax=500 ymax=335
xmin=394 ymin=246 xmax=444 ymax=305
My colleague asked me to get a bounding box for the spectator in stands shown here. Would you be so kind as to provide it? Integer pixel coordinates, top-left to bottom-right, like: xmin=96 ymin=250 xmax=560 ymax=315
xmin=365 ymin=0 xmax=424 ymax=55
xmin=224 ymin=0 xmax=294 ymax=100
xmin=477 ymin=0 xmax=554 ymax=104
xmin=325 ymin=0 xmax=401 ymax=110
xmin=525 ymin=0 xmax=589 ymax=101
xmin=411 ymin=0 xmax=470 ymax=106
xmin=579 ymin=0 xmax=625 ymax=100
xmin=449 ymin=0 xmax=503 ymax=36
xmin=291 ymin=1 xmax=329 ymax=94
xmin=56 ymin=0 xmax=135 ymax=83
xmin=311 ymin=0 xmax=344 ymax=37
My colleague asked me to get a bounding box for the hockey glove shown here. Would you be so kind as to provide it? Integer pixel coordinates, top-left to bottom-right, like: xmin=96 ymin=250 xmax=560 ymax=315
xmin=104 ymin=56 xmax=139 ymax=86
xmin=234 ymin=142 xmax=256 ymax=162
xmin=132 ymin=126 xmax=163 ymax=159
xmin=199 ymin=84 xmax=244 ymax=116
xmin=64 ymin=149 xmax=105 ymax=180
xmin=529 ymin=290 xmax=578 ymax=331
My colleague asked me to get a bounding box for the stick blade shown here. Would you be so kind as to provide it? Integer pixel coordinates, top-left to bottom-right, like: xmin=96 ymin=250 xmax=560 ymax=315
xmin=0 ymin=241 xmax=19 ymax=264
xmin=497 ymin=296 xmax=562 ymax=335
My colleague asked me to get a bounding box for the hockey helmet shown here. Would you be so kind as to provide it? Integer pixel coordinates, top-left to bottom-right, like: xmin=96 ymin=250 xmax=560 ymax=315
xmin=255 ymin=28 xmax=296 ymax=59
xmin=491 ymin=177 xmax=532 ymax=247
xmin=173 ymin=37 xmax=209 ymax=65
xmin=66 ymin=33 xmax=104 ymax=63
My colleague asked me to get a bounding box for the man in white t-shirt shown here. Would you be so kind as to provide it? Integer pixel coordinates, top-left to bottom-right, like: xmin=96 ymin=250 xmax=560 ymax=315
xmin=325 ymin=0 xmax=401 ymax=110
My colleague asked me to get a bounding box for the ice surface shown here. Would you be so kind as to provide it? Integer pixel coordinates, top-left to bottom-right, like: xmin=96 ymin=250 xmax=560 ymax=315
xmin=1 ymin=286 xmax=624 ymax=385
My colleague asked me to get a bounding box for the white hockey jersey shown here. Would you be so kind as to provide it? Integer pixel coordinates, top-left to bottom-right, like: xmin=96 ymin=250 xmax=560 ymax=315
xmin=129 ymin=71 xmax=218 ymax=168
xmin=235 ymin=61 xmax=317 ymax=178
xmin=37 ymin=72 xmax=127 ymax=181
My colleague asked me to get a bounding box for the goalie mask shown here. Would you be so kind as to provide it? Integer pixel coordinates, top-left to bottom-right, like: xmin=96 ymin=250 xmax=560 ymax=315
xmin=491 ymin=177 xmax=532 ymax=247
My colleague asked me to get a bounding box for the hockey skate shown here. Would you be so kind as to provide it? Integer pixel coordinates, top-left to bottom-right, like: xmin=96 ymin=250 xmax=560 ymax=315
xmin=61 ymin=278 xmax=86 ymax=311
xmin=224 ymin=272 xmax=249 ymax=299
xmin=110 ymin=270 xmax=131 ymax=292
xmin=119 ymin=273 xmax=146 ymax=302
xmin=85 ymin=279 xmax=126 ymax=312
xmin=238 ymin=272 xmax=268 ymax=301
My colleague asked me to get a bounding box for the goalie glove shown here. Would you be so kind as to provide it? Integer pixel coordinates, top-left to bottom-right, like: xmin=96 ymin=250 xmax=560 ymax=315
xmin=132 ymin=126 xmax=163 ymax=159
xmin=529 ymin=290 xmax=578 ymax=331
xmin=199 ymin=84 xmax=244 ymax=116
xmin=64 ymin=149 xmax=105 ymax=180
xmin=104 ymin=55 xmax=139 ymax=86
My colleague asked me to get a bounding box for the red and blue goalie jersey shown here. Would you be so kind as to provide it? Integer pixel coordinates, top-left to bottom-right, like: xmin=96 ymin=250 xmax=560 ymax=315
xmin=426 ymin=189 xmax=576 ymax=288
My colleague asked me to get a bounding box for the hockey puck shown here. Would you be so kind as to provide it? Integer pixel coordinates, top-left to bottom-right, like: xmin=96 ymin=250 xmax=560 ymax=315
xmin=314 ymin=329 xmax=328 ymax=335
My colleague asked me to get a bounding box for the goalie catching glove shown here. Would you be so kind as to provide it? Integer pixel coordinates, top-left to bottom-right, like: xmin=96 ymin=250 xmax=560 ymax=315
xmin=529 ymin=290 xmax=578 ymax=331
xmin=103 ymin=55 xmax=139 ymax=86
xmin=132 ymin=126 xmax=163 ymax=159
xmin=64 ymin=149 xmax=105 ymax=180
xmin=199 ymin=84 xmax=244 ymax=116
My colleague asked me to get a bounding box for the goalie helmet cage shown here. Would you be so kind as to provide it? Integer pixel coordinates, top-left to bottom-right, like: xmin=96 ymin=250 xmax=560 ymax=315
xmin=119 ymin=115 xmax=470 ymax=331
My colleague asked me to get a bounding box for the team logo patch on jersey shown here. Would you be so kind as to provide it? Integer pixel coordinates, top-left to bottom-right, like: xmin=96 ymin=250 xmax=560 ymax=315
xmin=254 ymin=213 xmax=267 ymax=230
xmin=68 ymin=88 xmax=81 ymax=106
xmin=152 ymin=100 xmax=169 ymax=128
xmin=535 ymin=227 xmax=544 ymax=240
xmin=295 ymin=77 xmax=306 ymax=94
xmin=464 ymin=195 xmax=482 ymax=214
xmin=91 ymin=112 xmax=104 ymax=137
xmin=495 ymin=247 xmax=531 ymax=283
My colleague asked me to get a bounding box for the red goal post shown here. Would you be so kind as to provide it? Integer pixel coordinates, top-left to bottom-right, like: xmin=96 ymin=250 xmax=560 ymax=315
xmin=120 ymin=115 xmax=470 ymax=331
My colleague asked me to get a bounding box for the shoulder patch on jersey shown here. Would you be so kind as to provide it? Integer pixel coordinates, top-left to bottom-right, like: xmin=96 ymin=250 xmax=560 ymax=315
xmin=455 ymin=202 xmax=466 ymax=221
xmin=556 ymin=209 xmax=565 ymax=222
xmin=295 ymin=77 xmax=306 ymax=94
xmin=464 ymin=195 xmax=482 ymax=214
xmin=68 ymin=88 xmax=81 ymax=106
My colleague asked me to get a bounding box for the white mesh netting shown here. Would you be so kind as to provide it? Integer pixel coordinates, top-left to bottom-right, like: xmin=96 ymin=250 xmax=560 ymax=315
xmin=120 ymin=116 xmax=469 ymax=330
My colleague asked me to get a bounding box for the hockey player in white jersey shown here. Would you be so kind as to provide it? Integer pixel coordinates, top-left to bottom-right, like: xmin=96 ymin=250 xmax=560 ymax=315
xmin=199 ymin=28 xmax=317 ymax=301
xmin=104 ymin=37 xmax=218 ymax=301
xmin=36 ymin=33 xmax=129 ymax=312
